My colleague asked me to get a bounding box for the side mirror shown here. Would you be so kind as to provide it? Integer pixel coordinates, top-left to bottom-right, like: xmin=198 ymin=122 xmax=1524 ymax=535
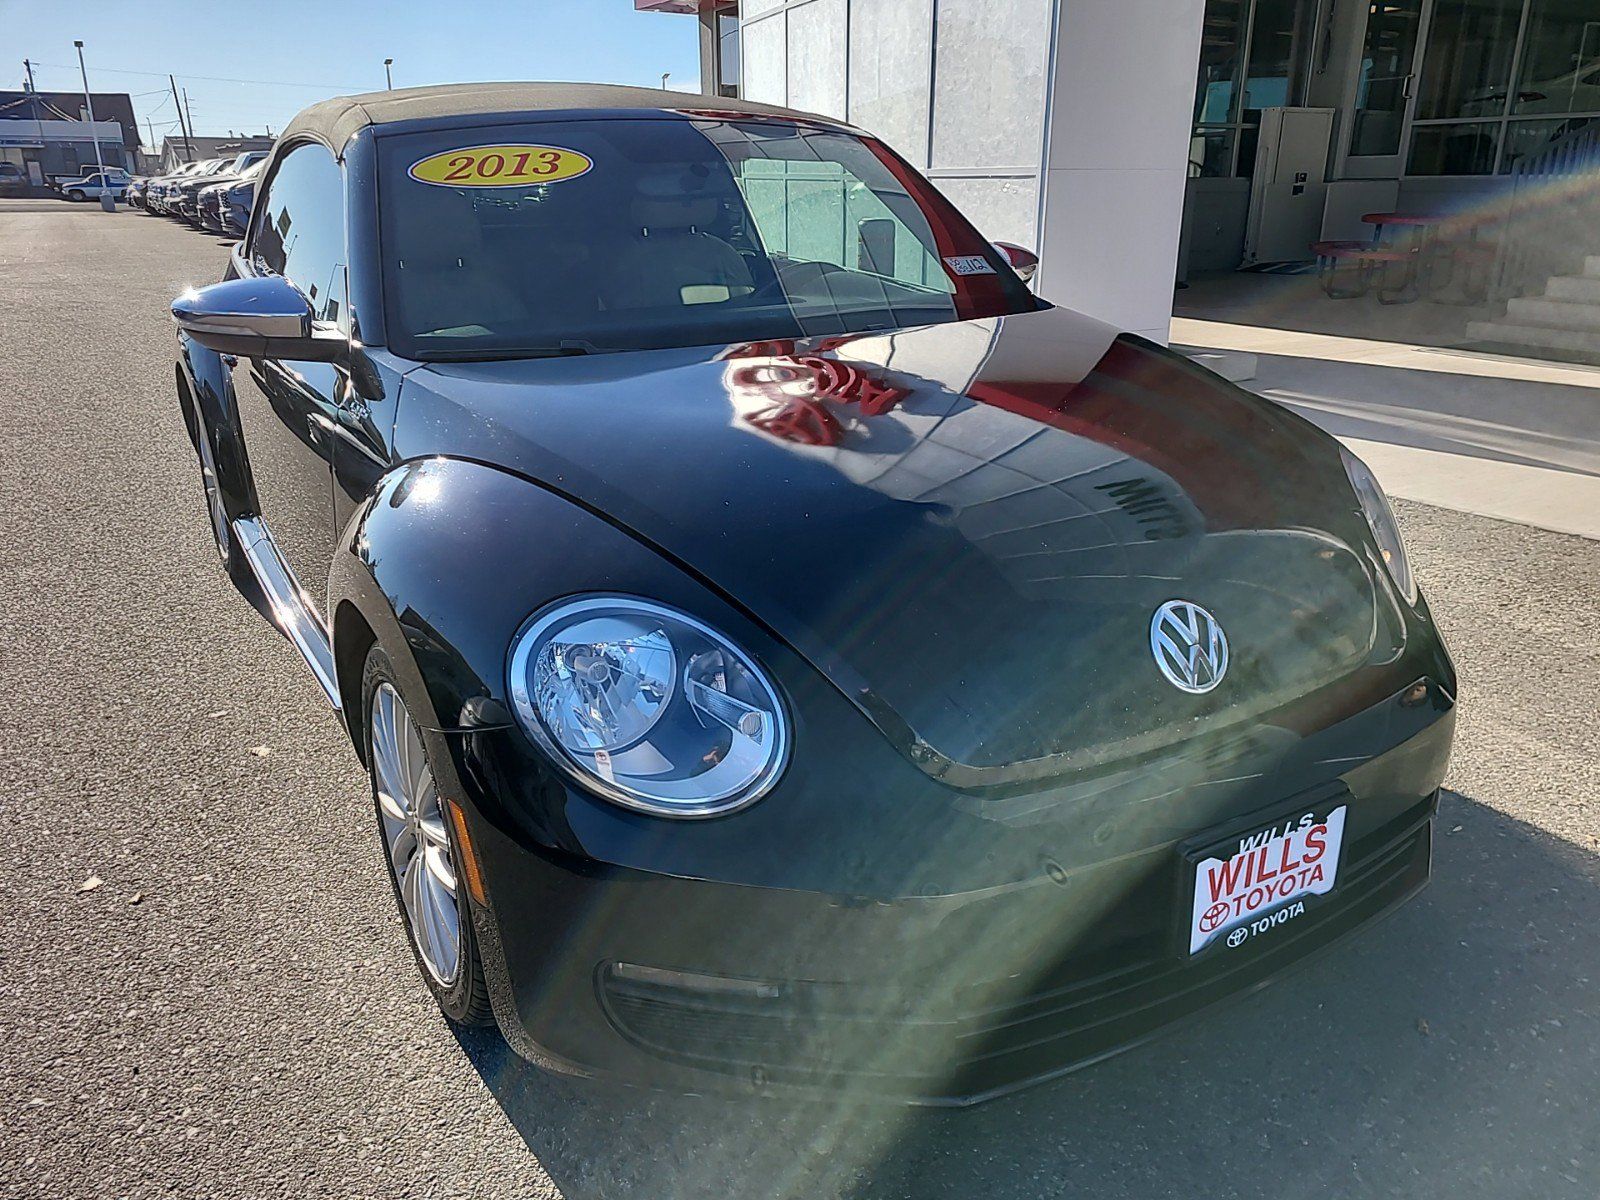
xmin=992 ymin=241 xmax=1039 ymax=284
xmin=171 ymin=275 xmax=344 ymax=362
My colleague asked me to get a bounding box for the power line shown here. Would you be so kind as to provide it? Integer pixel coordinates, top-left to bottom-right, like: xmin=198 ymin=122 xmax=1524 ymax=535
xmin=30 ymin=61 xmax=364 ymax=91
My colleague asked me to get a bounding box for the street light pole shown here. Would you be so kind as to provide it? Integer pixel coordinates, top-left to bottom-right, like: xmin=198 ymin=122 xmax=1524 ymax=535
xmin=385 ymin=58 xmax=394 ymax=89
xmin=73 ymin=40 xmax=113 ymax=210
xmin=661 ymin=72 xmax=671 ymax=91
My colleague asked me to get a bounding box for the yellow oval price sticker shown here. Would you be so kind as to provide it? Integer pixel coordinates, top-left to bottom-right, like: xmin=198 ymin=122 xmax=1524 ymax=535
xmin=407 ymin=144 xmax=593 ymax=188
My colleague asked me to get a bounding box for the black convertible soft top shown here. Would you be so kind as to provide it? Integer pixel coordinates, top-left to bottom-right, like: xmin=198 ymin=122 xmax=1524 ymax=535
xmin=278 ymin=82 xmax=827 ymax=156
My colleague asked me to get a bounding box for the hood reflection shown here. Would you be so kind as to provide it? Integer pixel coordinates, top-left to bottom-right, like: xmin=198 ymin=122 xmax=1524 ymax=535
xmin=722 ymin=320 xmax=1205 ymax=602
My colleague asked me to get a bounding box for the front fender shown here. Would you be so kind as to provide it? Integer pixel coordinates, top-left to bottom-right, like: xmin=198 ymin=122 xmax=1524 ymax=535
xmin=175 ymin=331 xmax=256 ymax=522
xmin=324 ymin=456 xmax=938 ymax=888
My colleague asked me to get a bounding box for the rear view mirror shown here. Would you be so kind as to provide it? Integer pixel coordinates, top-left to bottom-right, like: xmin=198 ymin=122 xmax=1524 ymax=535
xmin=171 ymin=275 xmax=343 ymax=361
xmin=992 ymin=241 xmax=1039 ymax=284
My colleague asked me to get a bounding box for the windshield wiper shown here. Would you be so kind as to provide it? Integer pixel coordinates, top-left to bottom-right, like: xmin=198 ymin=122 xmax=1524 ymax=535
xmin=421 ymin=338 xmax=615 ymax=362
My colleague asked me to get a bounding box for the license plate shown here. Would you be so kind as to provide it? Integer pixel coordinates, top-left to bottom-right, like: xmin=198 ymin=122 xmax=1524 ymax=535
xmin=1188 ymin=804 xmax=1347 ymax=955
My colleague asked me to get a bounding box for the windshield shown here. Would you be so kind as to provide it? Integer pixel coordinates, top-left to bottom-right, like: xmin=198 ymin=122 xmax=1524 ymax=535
xmin=377 ymin=117 xmax=1037 ymax=359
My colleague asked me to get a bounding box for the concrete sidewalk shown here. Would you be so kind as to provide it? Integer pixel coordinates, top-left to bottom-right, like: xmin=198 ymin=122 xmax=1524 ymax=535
xmin=1174 ymin=316 xmax=1600 ymax=542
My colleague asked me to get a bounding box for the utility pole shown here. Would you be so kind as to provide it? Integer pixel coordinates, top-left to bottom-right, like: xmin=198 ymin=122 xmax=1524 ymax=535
xmin=182 ymin=88 xmax=196 ymax=145
xmin=384 ymin=58 xmax=394 ymax=89
xmin=168 ymin=74 xmax=193 ymax=161
xmin=23 ymin=58 xmax=36 ymax=91
xmin=73 ymin=40 xmax=113 ymax=210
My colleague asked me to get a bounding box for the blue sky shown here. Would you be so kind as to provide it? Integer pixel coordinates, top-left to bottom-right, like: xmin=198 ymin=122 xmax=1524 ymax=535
xmin=5 ymin=0 xmax=701 ymax=149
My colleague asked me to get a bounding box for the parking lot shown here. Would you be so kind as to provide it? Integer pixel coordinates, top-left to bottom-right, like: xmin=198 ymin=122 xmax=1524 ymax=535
xmin=3 ymin=199 xmax=1599 ymax=1199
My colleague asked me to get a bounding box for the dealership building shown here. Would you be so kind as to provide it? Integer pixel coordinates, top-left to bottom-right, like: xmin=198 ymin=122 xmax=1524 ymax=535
xmin=0 ymin=90 xmax=138 ymax=190
xmin=639 ymin=0 xmax=1600 ymax=344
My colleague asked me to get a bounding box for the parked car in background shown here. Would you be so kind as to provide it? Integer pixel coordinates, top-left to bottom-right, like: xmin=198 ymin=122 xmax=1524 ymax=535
xmin=184 ymin=151 xmax=269 ymax=229
xmin=170 ymin=82 xmax=1456 ymax=1106
xmin=56 ymin=169 xmax=130 ymax=202
xmin=200 ymin=158 xmax=265 ymax=235
xmin=0 ymin=162 xmax=27 ymax=195
xmin=195 ymin=178 xmax=228 ymax=232
xmin=172 ymin=151 xmax=267 ymax=226
xmin=126 ymin=176 xmax=149 ymax=208
xmin=149 ymin=159 xmax=225 ymax=216
xmin=141 ymin=161 xmax=201 ymax=214
xmin=52 ymin=165 xmax=130 ymax=190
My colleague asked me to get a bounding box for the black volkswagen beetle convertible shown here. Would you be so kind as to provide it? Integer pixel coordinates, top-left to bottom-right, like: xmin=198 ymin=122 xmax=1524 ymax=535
xmin=171 ymin=83 xmax=1456 ymax=1104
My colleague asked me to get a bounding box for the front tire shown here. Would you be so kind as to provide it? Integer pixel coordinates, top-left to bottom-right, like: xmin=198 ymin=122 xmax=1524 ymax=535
xmin=66 ymin=189 xmax=85 ymax=202
xmin=363 ymin=647 xmax=493 ymax=1027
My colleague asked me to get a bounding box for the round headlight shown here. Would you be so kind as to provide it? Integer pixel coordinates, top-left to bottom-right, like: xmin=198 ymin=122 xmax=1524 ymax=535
xmin=1341 ymin=448 xmax=1417 ymax=604
xmin=508 ymin=596 xmax=790 ymax=818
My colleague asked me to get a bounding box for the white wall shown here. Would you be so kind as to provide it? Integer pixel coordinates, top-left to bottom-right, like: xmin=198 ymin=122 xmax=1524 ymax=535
xmin=1036 ymin=0 xmax=1206 ymax=341
xmin=740 ymin=0 xmax=1204 ymax=341
xmin=741 ymin=0 xmax=1051 ymax=250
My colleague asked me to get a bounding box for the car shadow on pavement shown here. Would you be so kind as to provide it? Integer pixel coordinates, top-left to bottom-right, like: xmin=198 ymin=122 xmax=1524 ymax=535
xmin=455 ymin=789 xmax=1600 ymax=1199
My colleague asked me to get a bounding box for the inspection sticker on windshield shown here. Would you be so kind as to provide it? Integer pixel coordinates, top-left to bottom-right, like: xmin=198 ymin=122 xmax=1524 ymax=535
xmin=1188 ymin=805 xmax=1346 ymax=955
xmin=943 ymin=255 xmax=997 ymax=277
xmin=408 ymin=144 xmax=593 ymax=188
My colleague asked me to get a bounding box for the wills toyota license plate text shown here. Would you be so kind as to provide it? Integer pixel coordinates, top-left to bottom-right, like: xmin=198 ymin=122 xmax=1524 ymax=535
xmin=1189 ymin=805 xmax=1347 ymax=954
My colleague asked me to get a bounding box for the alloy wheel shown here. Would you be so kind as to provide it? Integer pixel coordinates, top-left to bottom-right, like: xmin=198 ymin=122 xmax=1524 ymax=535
xmin=370 ymin=682 xmax=462 ymax=986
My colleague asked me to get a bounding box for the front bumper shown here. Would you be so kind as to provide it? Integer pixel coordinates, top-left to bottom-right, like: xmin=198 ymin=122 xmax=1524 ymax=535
xmin=444 ymin=674 xmax=1454 ymax=1105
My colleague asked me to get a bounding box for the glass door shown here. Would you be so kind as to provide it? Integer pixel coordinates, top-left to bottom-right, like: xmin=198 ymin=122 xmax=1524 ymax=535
xmin=1345 ymin=0 xmax=1429 ymax=176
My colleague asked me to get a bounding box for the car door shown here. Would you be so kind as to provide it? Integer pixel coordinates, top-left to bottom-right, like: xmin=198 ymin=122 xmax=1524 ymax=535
xmin=228 ymin=141 xmax=351 ymax=619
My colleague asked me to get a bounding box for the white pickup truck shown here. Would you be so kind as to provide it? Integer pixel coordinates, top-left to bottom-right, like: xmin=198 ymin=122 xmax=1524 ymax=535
xmin=55 ymin=169 xmax=131 ymax=201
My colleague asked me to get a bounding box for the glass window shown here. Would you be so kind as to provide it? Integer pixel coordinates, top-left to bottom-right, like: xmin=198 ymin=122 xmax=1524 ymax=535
xmin=1350 ymin=0 xmax=1426 ymax=157
xmin=1189 ymin=0 xmax=1316 ymax=178
xmin=1189 ymin=127 xmax=1236 ymax=177
xmin=249 ymin=143 xmax=347 ymax=327
xmin=1501 ymin=114 xmax=1598 ymax=170
xmin=376 ymin=118 xmax=1035 ymax=360
xmin=1414 ymin=0 xmax=1525 ymax=120
xmin=1513 ymin=0 xmax=1600 ymax=116
xmin=1407 ymin=120 xmax=1502 ymax=172
xmin=716 ymin=11 xmax=741 ymax=98
xmin=1194 ymin=0 xmax=1247 ymax=125
xmin=1242 ymin=0 xmax=1306 ymax=117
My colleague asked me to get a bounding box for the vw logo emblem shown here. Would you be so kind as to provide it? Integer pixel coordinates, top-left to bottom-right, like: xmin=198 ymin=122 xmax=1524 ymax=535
xmin=1150 ymin=600 xmax=1230 ymax=694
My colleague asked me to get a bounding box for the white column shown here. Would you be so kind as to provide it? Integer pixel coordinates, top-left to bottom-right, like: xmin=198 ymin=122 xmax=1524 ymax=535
xmin=1034 ymin=0 xmax=1206 ymax=343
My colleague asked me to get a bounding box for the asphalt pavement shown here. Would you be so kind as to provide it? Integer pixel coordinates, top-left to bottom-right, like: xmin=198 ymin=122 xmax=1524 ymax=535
xmin=3 ymin=199 xmax=1598 ymax=1199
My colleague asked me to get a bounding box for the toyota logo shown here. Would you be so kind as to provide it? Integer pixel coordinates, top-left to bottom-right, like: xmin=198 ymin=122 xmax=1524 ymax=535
xmin=1150 ymin=600 xmax=1230 ymax=694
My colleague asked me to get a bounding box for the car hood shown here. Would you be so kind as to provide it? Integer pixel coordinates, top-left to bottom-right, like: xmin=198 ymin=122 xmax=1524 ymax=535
xmin=396 ymin=305 xmax=1406 ymax=786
